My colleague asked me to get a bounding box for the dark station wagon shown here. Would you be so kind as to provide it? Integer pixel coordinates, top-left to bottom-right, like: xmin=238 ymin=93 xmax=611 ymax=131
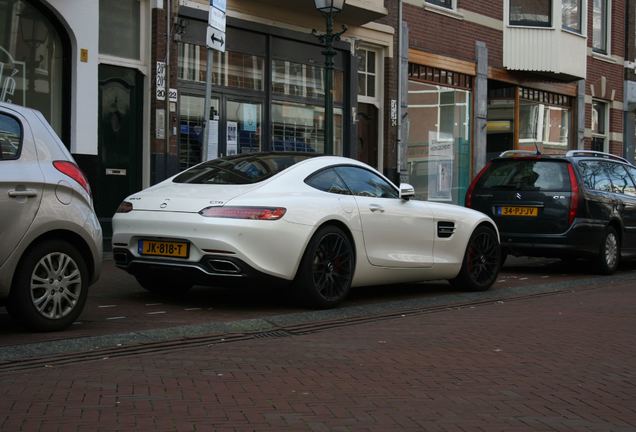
xmin=466 ymin=150 xmax=636 ymax=274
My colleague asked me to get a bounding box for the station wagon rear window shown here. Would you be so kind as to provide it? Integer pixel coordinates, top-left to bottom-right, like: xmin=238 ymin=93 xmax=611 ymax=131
xmin=173 ymin=153 xmax=312 ymax=185
xmin=478 ymin=160 xmax=570 ymax=191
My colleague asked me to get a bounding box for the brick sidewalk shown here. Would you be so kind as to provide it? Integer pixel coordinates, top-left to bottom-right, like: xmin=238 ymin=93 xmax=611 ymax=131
xmin=1 ymin=279 xmax=635 ymax=431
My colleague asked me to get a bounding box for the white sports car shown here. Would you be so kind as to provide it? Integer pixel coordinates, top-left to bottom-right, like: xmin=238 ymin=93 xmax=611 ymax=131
xmin=112 ymin=153 xmax=501 ymax=307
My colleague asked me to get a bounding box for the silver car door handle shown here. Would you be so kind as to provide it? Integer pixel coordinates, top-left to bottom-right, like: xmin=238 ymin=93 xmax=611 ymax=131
xmin=8 ymin=189 xmax=38 ymax=198
xmin=369 ymin=204 xmax=385 ymax=213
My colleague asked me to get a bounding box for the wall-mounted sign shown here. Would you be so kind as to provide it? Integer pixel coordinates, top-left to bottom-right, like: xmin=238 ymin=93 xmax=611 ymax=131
xmin=208 ymin=5 xmax=226 ymax=31
xmin=168 ymin=88 xmax=178 ymax=103
xmin=80 ymin=48 xmax=89 ymax=63
xmin=226 ymin=121 xmax=238 ymax=155
xmin=206 ymin=27 xmax=226 ymax=52
xmin=156 ymin=61 xmax=166 ymax=101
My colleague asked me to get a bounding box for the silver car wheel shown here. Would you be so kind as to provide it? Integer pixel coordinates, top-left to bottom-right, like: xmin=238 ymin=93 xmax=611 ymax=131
xmin=604 ymin=232 xmax=618 ymax=268
xmin=30 ymin=252 xmax=82 ymax=320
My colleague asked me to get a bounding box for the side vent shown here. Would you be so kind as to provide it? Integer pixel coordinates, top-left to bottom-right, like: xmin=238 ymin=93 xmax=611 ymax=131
xmin=437 ymin=221 xmax=455 ymax=238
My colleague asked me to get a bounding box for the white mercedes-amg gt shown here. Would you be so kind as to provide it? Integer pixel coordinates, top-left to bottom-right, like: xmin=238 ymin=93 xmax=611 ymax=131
xmin=112 ymin=153 xmax=500 ymax=307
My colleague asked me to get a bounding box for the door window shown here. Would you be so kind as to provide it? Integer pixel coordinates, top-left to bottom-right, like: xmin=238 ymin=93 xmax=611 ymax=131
xmin=605 ymin=163 xmax=636 ymax=195
xmin=625 ymin=166 xmax=636 ymax=197
xmin=334 ymin=166 xmax=398 ymax=199
xmin=577 ymin=160 xmax=613 ymax=192
xmin=0 ymin=113 xmax=21 ymax=160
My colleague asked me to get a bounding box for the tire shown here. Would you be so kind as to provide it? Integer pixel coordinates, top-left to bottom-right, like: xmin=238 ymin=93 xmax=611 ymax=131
xmin=450 ymin=225 xmax=501 ymax=292
xmin=135 ymin=272 xmax=193 ymax=295
xmin=294 ymin=225 xmax=355 ymax=308
xmin=596 ymin=226 xmax=620 ymax=275
xmin=7 ymin=240 xmax=89 ymax=332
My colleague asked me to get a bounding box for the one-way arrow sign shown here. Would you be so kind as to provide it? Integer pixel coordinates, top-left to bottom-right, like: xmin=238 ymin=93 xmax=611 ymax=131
xmin=206 ymin=27 xmax=225 ymax=52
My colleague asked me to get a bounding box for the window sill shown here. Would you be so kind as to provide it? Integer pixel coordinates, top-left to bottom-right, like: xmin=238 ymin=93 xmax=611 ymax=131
xmin=424 ymin=4 xmax=464 ymax=20
xmin=561 ymin=28 xmax=586 ymax=39
xmin=591 ymin=52 xmax=617 ymax=64
xmin=507 ymin=24 xmax=555 ymax=30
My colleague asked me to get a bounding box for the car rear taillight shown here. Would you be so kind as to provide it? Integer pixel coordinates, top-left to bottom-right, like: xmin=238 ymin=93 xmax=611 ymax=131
xmin=199 ymin=206 xmax=286 ymax=220
xmin=116 ymin=201 xmax=133 ymax=213
xmin=567 ymin=163 xmax=579 ymax=225
xmin=53 ymin=160 xmax=91 ymax=195
xmin=465 ymin=161 xmax=491 ymax=208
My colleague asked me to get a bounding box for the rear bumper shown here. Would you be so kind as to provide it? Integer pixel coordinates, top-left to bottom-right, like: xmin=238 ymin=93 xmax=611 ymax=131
xmin=112 ymin=248 xmax=289 ymax=287
xmin=500 ymin=219 xmax=605 ymax=258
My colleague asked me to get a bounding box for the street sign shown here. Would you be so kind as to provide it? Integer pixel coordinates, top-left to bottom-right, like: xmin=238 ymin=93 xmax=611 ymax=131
xmin=206 ymin=27 xmax=226 ymax=52
xmin=211 ymin=0 xmax=226 ymax=13
xmin=155 ymin=61 xmax=166 ymax=101
xmin=208 ymin=5 xmax=226 ymax=31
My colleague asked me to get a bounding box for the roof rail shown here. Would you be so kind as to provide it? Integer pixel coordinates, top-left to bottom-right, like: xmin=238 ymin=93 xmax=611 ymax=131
xmin=498 ymin=150 xmax=540 ymax=158
xmin=565 ymin=150 xmax=629 ymax=164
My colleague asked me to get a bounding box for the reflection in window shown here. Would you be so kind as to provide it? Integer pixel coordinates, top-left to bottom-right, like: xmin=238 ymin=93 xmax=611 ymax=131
xmin=226 ymin=100 xmax=262 ymax=154
xmin=178 ymin=95 xmax=219 ymax=170
xmin=592 ymin=0 xmax=609 ymax=54
xmin=592 ymin=100 xmax=608 ymax=152
xmin=272 ymin=59 xmax=343 ymax=103
xmin=0 ymin=0 xmax=64 ymax=136
xmin=335 ymin=166 xmax=398 ymax=199
xmin=509 ymin=0 xmax=552 ymax=27
xmin=0 ymin=114 xmax=22 ymax=159
xmin=305 ymin=168 xmax=351 ymax=195
xmin=426 ymin=0 xmax=453 ymax=8
xmin=99 ymin=0 xmax=140 ymax=59
xmin=562 ymin=0 xmax=582 ymax=32
xmin=272 ymin=102 xmax=342 ymax=154
xmin=578 ymin=160 xmax=612 ymax=191
xmin=177 ymin=43 xmax=264 ymax=91
xmin=519 ymin=101 xmax=570 ymax=151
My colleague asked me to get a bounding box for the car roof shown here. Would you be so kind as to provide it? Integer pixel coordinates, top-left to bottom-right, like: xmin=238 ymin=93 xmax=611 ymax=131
xmin=493 ymin=150 xmax=634 ymax=167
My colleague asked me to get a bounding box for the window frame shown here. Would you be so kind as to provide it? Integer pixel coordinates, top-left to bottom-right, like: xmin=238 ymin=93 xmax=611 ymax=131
xmin=592 ymin=0 xmax=611 ymax=55
xmin=591 ymin=99 xmax=610 ymax=153
xmin=508 ymin=0 xmax=553 ymax=28
xmin=0 ymin=112 xmax=24 ymax=161
xmin=561 ymin=0 xmax=583 ymax=33
xmin=425 ymin=0 xmax=457 ymax=11
xmin=356 ymin=47 xmax=379 ymax=103
xmin=98 ymin=0 xmax=148 ymax=74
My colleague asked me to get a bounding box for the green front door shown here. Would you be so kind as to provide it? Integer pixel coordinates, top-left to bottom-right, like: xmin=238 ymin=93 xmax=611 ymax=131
xmin=96 ymin=65 xmax=143 ymax=242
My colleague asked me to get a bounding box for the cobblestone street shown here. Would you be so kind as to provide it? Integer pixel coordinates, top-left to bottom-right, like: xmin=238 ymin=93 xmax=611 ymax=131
xmin=1 ymin=272 xmax=635 ymax=431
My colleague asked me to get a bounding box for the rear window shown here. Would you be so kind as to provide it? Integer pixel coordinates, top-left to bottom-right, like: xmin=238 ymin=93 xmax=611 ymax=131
xmin=478 ymin=159 xmax=570 ymax=191
xmin=173 ymin=153 xmax=312 ymax=184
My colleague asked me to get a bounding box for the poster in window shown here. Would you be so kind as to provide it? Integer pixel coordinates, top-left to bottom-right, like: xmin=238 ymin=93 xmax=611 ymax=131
xmin=428 ymin=135 xmax=453 ymax=201
xmin=206 ymin=120 xmax=219 ymax=160
xmin=243 ymin=104 xmax=257 ymax=132
xmin=226 ymin=121 xmax=238 ymax=155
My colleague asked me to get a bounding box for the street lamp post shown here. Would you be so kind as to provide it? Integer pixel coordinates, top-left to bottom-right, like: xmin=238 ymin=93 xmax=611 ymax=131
xmin=312 ymin=0 xmax=346 ymax=155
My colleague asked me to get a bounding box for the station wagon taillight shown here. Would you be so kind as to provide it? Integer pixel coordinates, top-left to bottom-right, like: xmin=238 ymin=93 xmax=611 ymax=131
xmin=465 ymin=162 xmax=491 ymax=208
xmin=53 ymin=161 xmax=91 ymax=196
xmin=567 ymin=163 xmax=579 ymax=225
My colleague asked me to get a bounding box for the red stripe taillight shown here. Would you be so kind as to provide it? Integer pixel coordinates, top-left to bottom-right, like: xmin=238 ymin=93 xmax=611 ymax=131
xmin=199 ymin=206 xmax=286 ymax=220
xmin=567 ymin=163 xmax=579 ymax=226
xmin=53 ymin=160 xmax=91 ymax=196
xmin=465 ymin=162 xmax=491 ymax=208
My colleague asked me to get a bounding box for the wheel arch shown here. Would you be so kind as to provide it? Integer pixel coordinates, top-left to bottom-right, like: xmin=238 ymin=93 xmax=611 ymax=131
xmin=11 ymin=230 xmax=96 ymax=290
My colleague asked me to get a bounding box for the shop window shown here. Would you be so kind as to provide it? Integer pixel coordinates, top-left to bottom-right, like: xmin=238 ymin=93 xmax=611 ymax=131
xmin=519 ymin=94 xmax=570 ymax=153
xmin=271 ymin=101 xmax=342 ymax=154
xmin=406 ymin=79 xmax=471 ymax=204
xmin=178 ymin=95 xmax=219 ymax=170
xmin=0 ymin=0 xmax=66 ymax=137
xmin=509 ymin=0 xmax=552 ymax=27
xmin=592 ymin=0 xmax=610 ymax=54
xmin=562 ymin=0 xmax=582 ymax=33
xmin=592 ymin=100 xmax=609 ymax=152
xmin=356 ymin=48 xmax=376 ymax=99
xmin=272 ymin=59 xmax=343 ymax=103
xmin=99 ymin=0 xmax=141 ymax=60
xmin=177 ymin=43 xmax=264 ymax=91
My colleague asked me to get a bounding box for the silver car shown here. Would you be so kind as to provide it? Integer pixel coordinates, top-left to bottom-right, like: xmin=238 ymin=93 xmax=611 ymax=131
xmin=0 ymin=102 xmax=102 ymax=331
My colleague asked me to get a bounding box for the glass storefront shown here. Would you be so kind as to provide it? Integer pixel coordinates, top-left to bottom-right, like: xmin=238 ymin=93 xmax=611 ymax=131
xmin=0 ymin=0 xmax=66 ymax=137
xmin=407 ymin=79 xmax=471 ymax=204
xmin=176 ymin=27 xmax=346 ymax=165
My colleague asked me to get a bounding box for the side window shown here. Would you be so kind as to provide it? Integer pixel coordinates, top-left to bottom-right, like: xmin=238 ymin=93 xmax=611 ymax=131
xmin=604 ymin=162 xmax=635 ymax=195
xmin=624 ymin=166 xmax=636 ymax=197
xmin=577 ymin=160 xmax=612 ymax=192
xmin=334 ymin=166 xmax=399 ymax=199
xmin=0 ymin=114 xmax=22 ymax=160
xmin=305 ymin=168 xmax=351 ymax=195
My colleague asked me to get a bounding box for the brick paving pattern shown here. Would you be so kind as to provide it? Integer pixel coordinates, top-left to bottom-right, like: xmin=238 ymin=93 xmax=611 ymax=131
xmin=1 ymin=279 xmax=635 ymax=431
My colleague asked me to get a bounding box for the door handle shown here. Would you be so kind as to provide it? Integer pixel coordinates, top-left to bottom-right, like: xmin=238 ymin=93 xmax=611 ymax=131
xmin=369 ymin=204 xmax=385 ymax=213
xmin=8 ymin=189 xmax=38 ymax=198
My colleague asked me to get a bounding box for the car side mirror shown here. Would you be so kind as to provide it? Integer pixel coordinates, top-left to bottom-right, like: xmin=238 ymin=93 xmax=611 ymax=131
xmin=399 ymin=183 xmax=415 ymax=200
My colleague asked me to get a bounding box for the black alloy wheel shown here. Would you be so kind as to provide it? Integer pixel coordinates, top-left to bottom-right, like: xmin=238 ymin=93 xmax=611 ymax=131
xmin=450 ymin=225 xmax=500 ymax=291
xmin=295 ymin=225 xmax=354 ymax=308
